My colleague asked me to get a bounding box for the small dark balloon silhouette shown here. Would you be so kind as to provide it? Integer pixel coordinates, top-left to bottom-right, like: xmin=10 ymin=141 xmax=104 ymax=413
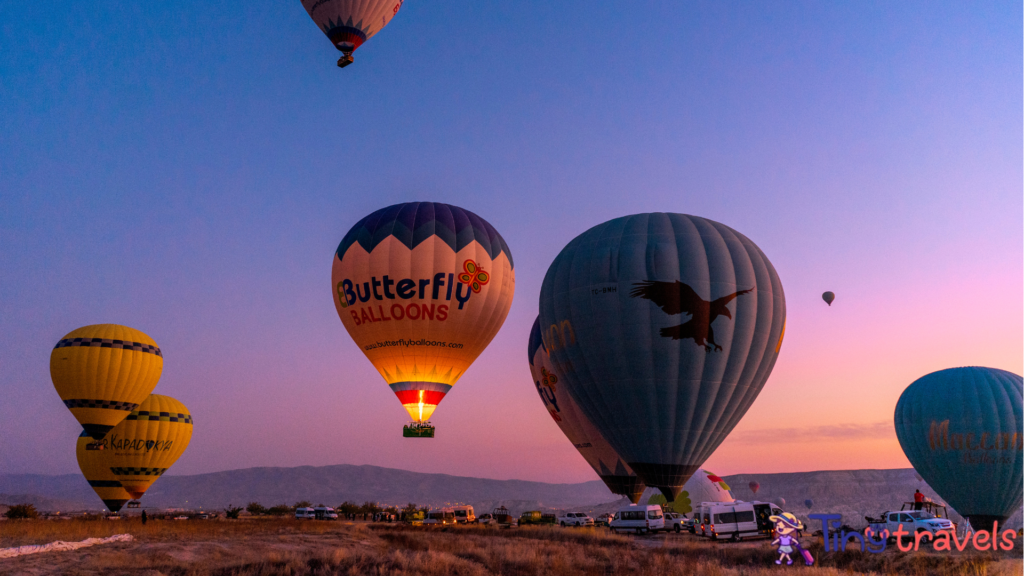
xmin=822 ymin=291 xmax=835 ymax=306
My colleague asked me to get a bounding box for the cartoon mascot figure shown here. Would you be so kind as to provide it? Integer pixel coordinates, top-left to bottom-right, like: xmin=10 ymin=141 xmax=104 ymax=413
xmin=770 ymin=512 xmax=813 ymax=566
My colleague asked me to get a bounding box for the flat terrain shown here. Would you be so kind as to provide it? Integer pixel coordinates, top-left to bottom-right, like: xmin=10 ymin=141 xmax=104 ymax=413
xmin=1 ymin=519 xmax=1020 ymax=576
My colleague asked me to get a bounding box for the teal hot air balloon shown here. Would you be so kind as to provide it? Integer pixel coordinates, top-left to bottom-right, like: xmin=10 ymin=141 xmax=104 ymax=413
xmin=895 ymin=367 xmax=1022 ymax=530
xmin=539 ymin=213 xmax=787 ymax=500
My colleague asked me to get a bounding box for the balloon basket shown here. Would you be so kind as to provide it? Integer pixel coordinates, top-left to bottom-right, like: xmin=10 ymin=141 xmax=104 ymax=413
xmin=403 ymin=423 xmax=435 ymax=438
xmin=337 ymin=55 xmax=354 ymax=68
xmin=127 ymin=501 xmax=141 ymax=509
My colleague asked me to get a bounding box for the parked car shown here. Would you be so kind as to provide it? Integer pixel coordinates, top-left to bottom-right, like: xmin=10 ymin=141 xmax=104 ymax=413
xmin=665 ymin=512 xmax=687 ymax=533
xmin=452 ymin=505 xmax=475 ymax=524
xmin=295 ymin=507 xmax=316 ymax=520
xmin=867 ymin=510 xmax=954 ymax=542
xmin=557 ymin=512 xmax=594 ymax=527
xmin=609 ymin=504 xmax=664 ymax=534
xmin=693 ymin=501 xmax=782 ymax=541
xmin=477 ymin=513 xmax=494 ymax=525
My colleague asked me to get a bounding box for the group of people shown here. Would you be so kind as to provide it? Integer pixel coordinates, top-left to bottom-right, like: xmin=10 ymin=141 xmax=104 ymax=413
xmin=343 ymin=512 xmax=399 ymax=522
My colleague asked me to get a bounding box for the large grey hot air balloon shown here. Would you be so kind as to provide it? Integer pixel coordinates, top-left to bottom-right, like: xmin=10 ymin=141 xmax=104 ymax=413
xmin=529 ymin=317 xmax=645 ymax=503
xmin=539 ymin=213 xmax=786 ymax=500
xmin=895 ymin=367 xmax=1022 ymax=530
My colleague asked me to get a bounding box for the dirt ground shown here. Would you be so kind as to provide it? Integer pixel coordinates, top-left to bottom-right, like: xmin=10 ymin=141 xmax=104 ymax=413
xmin=1 ymin=519 xmax=1020 ymax=576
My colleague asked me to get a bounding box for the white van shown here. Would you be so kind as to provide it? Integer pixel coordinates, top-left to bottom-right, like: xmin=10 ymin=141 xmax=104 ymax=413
xmin=295 ymin=507 xmax=316 ymax=520
xmin=422 ymin=509 xmax=456 ymax=526
xmin=452 ymin=505 xmax=475 ymax=524
xmin=314 ymin=506 xmax=338 ymax=520
xmin=694 ymin=501 xmax=783 ymax=541
xmin=609 ymin=504 xmax=664 ymax=534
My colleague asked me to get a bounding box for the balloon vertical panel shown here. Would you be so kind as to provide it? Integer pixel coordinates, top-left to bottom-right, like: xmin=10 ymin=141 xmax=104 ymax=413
xmin=540 ymin=213 xmax=785 ymax=499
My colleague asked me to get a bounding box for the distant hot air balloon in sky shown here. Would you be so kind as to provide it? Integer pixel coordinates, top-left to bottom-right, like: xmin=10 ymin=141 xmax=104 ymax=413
xmin=99 ymin=394 xmax=193 ymax=501
xmin=539 ymin=213 xmax=786 ymax=501
xmin=301 ymin=0 xmax=404 ymax=68
xmin=647 ymin=469 xmax=734 ymax=515
xmin=774 ymin=497 xmax=786 ymax=507
xmin=804 ymin=499 xmax=813 ymax=509
xmin=822 ymin=291 xmax=835 ymax=306
xmin=529 ymin=317 xmax=644 ymax=503
xmin=76 ymin=430 xmax=131 ymax=513
xmin=749 ymin=481 xmax=760 ymax=494
xmin=50 ymin=324 xmax=163 ymax=440
xmin=895 ymin=366 xmax=1022 ymax=530
xmin=333 ymin=202 xmax=514 ymax=437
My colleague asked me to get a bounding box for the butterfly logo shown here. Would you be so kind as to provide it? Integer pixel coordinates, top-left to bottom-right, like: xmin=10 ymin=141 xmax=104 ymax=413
xmin=458 ymin=259 xmax=490 ymax=293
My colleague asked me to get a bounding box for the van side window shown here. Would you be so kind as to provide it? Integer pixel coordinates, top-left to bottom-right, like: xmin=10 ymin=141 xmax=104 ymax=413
xmin=648 ymin=510 xmax=662 ymax=519
xmin=735 ymin=511 xmax=754 ymax=523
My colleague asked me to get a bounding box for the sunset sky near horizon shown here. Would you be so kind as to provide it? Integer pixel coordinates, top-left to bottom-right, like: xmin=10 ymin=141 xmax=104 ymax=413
xmin=2 ymin=1 xmax=1021 ymax=484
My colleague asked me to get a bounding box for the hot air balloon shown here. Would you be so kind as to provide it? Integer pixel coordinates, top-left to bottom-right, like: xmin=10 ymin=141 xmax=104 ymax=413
xmin=301 ymin=0 xmax=404 ymax=68
xmin=822 ymin=292 xmax=834 ymax=306
xmin=749 ymin=481 xmax=760 ymax=494
xmin=333 ymin=202 xmax=515 ymax=437
xmin=50 ymin=324 xmax=163 ymax=440
xmin=539 ymin=213 xmax=786 ymax=500
xmin=895 ymin=366 xmax=1022 ymax=530
xmin=804 ymin=499 xmax=813 ymax=509
xmin=773 ymin=497 xmax=786 ymax=507
xmin=76 ymin=430 xmax=131 ymax=513
xmin=529 ymin=317 xmax=644 ymax=503
xmin=99 ymin=394 xmax=193 ymax=502
xmin=647 ymin=468 xmax=734 ymax=515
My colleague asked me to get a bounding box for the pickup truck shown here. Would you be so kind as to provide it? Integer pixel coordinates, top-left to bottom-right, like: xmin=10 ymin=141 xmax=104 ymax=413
xmin=665 ymin=512 xmax=688 ymax=533
xmin=866 ymin=510 xmax=954 ymax=542
xmin=557 ymin=512 xmax=594 ymax=527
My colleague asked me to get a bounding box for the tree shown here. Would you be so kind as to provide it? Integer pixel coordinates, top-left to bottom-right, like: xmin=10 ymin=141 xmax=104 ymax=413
xmin=267 ymin=504 xmax=291 ymax=517
xmin=246 ymin=502 xmax=266 ymax=516
xmin=337 ymin=501 xmax=360 ymax=515
xmin=293 ymin=501 xmax=312 ymax=510
xmin=224 ymin=506 xmax=244 ymax=519
xmin=4 ymin=504 xmax=39 ymax=520
xmin=361 ymin=501 xmax=381 ymax=515
xmin=402 ymin=503 xmax=418 ymax=517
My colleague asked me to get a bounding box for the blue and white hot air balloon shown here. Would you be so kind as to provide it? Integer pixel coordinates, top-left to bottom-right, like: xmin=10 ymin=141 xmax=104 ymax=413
xmin=539 ymin=213 xmax=786 ymax=500
xmin=895 ymin=367 xmax=1023 ymax=530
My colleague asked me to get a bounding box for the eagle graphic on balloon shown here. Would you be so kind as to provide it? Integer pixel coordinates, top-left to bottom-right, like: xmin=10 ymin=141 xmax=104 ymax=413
xmin=629 ymin=281 xmax=752 ymax=351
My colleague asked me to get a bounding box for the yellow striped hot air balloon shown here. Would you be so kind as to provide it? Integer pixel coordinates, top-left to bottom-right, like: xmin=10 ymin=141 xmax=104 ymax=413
xmin=50 ymin=324 xmax=163 ymax=440
xmin=76 ymin=430 xmax=131 ymax=513
xmin=100 ymin=394 xmax=193 ymax=501
xmin=332 ymin=202 xmax=515 ymax=437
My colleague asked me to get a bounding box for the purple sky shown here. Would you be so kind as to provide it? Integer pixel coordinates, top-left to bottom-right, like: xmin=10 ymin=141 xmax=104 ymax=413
xmin=1 ymin=1 xmax=1020 ymax=482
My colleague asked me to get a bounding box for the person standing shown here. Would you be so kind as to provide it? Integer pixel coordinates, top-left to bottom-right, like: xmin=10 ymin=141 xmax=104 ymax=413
xmin=913 ymin=489 xmax=924 ymax=511
xmin=141 ymin=510 xmax=148 ymax=525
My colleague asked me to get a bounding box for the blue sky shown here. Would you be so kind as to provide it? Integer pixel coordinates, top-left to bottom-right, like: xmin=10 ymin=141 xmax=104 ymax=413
xmin=1 ymin=1 xmax=1020 ymax=481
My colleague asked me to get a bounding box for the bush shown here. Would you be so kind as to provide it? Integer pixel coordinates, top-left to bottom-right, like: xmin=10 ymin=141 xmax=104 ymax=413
xmin=5 ymin=504 xmax=39 ymax=519
xmin=267 ymin=505 xmax=291 ymax=517
xmin=224 ymin=506 xmax=244 ymax=519
xmin=246 ymin=502 xmax=266 ymax=516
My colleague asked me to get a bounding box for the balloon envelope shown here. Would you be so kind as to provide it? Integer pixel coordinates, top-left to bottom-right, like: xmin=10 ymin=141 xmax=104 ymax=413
xmin=529 ymin=317 xmax=644 ymax=503
xmin=98 ymin=394 xmax=193 ymax=500
xmin=895 ymin=366 xmax=1022 ymax=529
xmin=804 ymin=499 xmax=813 ymax=509
xmin=773 ymin=497 xmax=786 ymax=507
xmin=749 ymin=481 xmax=760 ymax=494
xmin=50 ymin=324 xmax=163 ymax=440
xmin=539 ymin=213 xmax=786 ymax=499
xmin=333 ymin=202 xmax=515 ymax=425
xmin=648 ymin=469 xmax=734 ymax=515
xmin=301 ymin=0 xmax=402 ymax=55
xmin=76 ymin=430 xmax=131 ymax=513
xmin=822 ymin=291 xmax=835 ymax=306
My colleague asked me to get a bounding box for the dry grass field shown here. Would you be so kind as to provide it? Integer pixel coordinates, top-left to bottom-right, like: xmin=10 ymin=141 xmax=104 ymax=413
xmin=1 ymin=519 xmax=1020 ymax=576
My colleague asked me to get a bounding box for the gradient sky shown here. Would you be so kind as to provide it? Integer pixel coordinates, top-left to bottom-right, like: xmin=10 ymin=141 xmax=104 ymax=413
xmin=2 ymin=1 xmax=1021 ymax=483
